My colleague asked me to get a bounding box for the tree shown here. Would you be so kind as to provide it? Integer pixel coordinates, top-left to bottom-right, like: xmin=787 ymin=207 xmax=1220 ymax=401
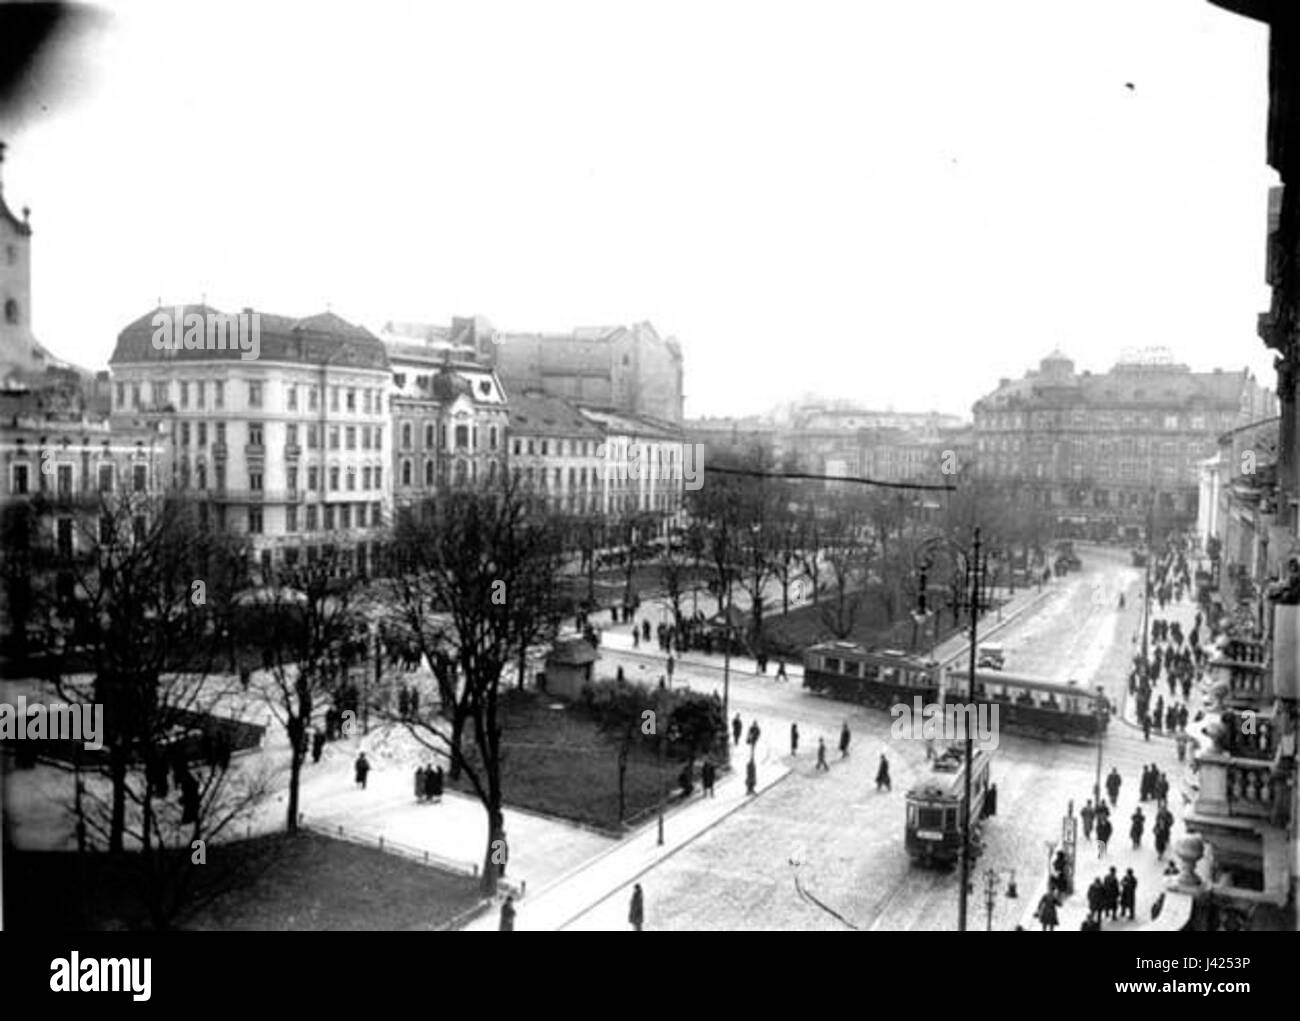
xmin=584 ymin=678 xmax=657 ymax=823
xmin=384 ymin=478 xmax=567 ymax=894
xmin=818 ymin=496 xmax=877 ymax=640
xmin=255 ymin=547 xmax=367 ymax=834
xmin=655 ymin=526 xmax=697 ymax=632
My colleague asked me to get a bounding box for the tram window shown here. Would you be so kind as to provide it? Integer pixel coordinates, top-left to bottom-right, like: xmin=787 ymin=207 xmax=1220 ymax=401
xmin=918 ymin=807 xmax=943 ymax=830
xmin=907 ymin=805 xmax=917 ymax=826
xmin=843 ymin=660 xmax=860 ymax=678
xmin=863 ymin=664 xmax=879 ymax=681
xmin=825 ymin=657 xmax=841 ymax=674
xmin=943 ymin=808 xmax=956 ymax=831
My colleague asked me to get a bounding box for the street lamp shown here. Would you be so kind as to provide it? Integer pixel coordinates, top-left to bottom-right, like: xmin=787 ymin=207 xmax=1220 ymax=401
xmin=1092 ymin=684 xmax=1108 ymax=806
xmin=983 ymin=868 xmax=1018 ymax=931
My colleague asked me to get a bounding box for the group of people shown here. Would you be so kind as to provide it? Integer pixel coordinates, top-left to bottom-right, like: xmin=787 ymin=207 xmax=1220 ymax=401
xmin=1083 ymin=867 xmax=1138 ymax=927
xmin=415 ymin=763 xmax=445 ymax=802
xmin=1080 ymin=797 xmax=1115 ymax=856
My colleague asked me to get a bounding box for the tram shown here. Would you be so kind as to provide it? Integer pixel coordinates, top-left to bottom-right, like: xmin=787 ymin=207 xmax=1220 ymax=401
xmin=802 ymin=641 xmax=1110 ymax=743
xmin=904 ymin=744 xmax=995 ymax=867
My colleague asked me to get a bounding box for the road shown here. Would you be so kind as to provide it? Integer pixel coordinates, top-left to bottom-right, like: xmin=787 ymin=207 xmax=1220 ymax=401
xmin=563 ymin=543 xmax=1184 ymax=931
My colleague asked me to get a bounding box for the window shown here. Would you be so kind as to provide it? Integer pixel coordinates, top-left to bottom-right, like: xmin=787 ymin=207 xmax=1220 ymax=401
xmin=196 ymin=381 xmax=206 ymax=409
xmin=374 ymin=427 xmax=382 ymax=449
xmin=362 ymin=466 xmax=372 ymax=489
xmin=215 ymin=463 xmax=226 ymax=490
xmin=373 ymin=466 xmax=382 ymax=488
xmin=214 ymin=381 xmax=225 ymax=409
xmin=456 ymin=425 xmax=469 ymax=449
xmin=541 ymin=440 xmax=548 ymax=456
xmin=330 ymin=467 xmax=340 ymax=491
xmin=324 ymin=505 xmax=335 ymax=530
xmin=132 ymin=383 xmax=142 ymax=409
xmin=513 ymin=438 xmax=521 ymax=456
xmin=346 ymin=467 xmax=356 ymax=491
xmin=181 ymin=422 xmax=191 ymax=446
xmin=402 ymin=422 xmax=413 ymax=450
xmin=249 ymin=422 xmax=264 ymax=446
xmin=309 ymin=386 xmax=319 ymax=411
xmin=362 ymin=426 xmax=371 ymax=450
xmin=249 ymin=471 xmax=263 ymax=492
xmin=133 ymin=464 xmax=148 ymax=492
xmin=527 ymin=440 xmax=535 ymax=456
xmin=56 ymin=518 xmax=73 ymax=557
xmin=425 ymin=423 xmax=435 ymax=449
xmin=116 ymin=383 xmax=125 ymax=408
xmin=196 ymin=463 xmax=206 ymax=490
xmin=340 ymin=504 xmax=351 ymax=529
xmin=401 ymin=460 xmax=412 ymax=486
xmin=306 ymin=505 xmax=318 ymax=531
xmin=216 ymin=422 xmax=226 ymax=444
xmin=308 ymin=425 xmax=319 ymax=450
xmin=347 ymin=388 xmax=356 ymax=412
xmin=287 ymin=423 xmax=298 ymax=447
xmin=425 ymin=459 xmax=434 ymax=486
xmin=11 ymin=463 xmax=29 ymax=495
xmin=248 ymin=381 xmax=263 ymax=407
xmin=329 ymin=428 xmax=340 ymax=450
xmin=180 ymin=381 xmax=190 ymax=409
xmin=198 ymin=422 xmax=207 ymax=447
xmin=98 ymin=464 xmax=114 ymax=492
xmin=331 ymin=387 xmax=340 ymax=411
xmin=346 ymin=427 xmax=356 ymax=450
xmin=55 ymin=463 xmax=73 ymax=497
xmin=357 ymin=503 xmax=367 ymax=527
xmin=152 ymin=381 xmax=168 ymax=407
xmin=363 ymin=390 xmax=372 ymax=414
xmin=248 ymin=508 xmax=263 ymax=534
xmin=287 ymin=384 xmax=298 ymax=410
xmin=372 ymin=501 xmax=381 ymax=525
xmin=286 ymin=506 xmax=298 ymax=532
xmin=308 ymin=466 xmax=319 ymax=491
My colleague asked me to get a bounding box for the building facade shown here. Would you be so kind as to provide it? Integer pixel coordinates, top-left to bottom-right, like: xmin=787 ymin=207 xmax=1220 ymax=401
xmin=109 ymin=306 xmax=392 ymax=577
xmin=972 ymin=351 xmax=1276 ymax=541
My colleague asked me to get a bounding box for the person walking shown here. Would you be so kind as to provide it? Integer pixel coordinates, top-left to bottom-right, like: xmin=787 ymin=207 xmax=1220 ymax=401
xmin=1086 ymin=878 xmax=1104 ymax=924
xmin=776 ymin=659 xmax=788 ymax=682
xmin=732 ymin=714 xmax=743 ymax=747
xmin=427 ymin=764 xmax=443 ymax=802
xmin=747 ymin=720 xmax=761 ymax=753
xmin=311 ymin=728 xmax=325 ymax=764
xmin=839 ymin=721 xmax=851 ymax=759
xmin=816 ymin=737 xmax=829 ymax=772
xmin=1081 ymin=799 xmax=1096 ymax=840
xmin=875 ymin=754 xmax=891 ymax=792
xmin=702 ymin=758 xmax=716 ymax=797
xmin=354 ymin=752 xmax=370 ymax=790
xmin=1103 ymin=867 xmax=1120 ymax=921
xmin=1120 ymin=869 xmax=1137 ymax=920
xmin=415 ymin=764 xmax=427 ymax=802
xmin=1037 ymin=892 xmax=1059 ymax=932
xmin=666 ymin=654 xmax=675 ymax=683
xmin=1130 ymin=807 xmax=1146 ymax=850
xmin=629 ymin=884 xmax=645 ymax=931
xmin=1105 ymin=767 xmax=1121 ymax=806
xmin=745 ymin=758 xmax=757 ymax=795
xmin=790 ymin=722 xmax=799 ymax=756
xmin=499 ymin=895 xmax=516 ymax=932
xmin=1096 ymin=814 xmax=1112 ymax=858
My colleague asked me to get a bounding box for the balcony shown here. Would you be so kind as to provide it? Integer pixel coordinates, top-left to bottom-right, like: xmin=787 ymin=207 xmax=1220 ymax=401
xmin=1192 ymin=752 xmax=1292 ymax=825
xmin=284 ymin=443 xmax=302 ymax=460
xmin=245 ymin=443 xmax=266 ymax=460
xmin=1271 ymin=603 xmax=1300 ymax=700
xmin=208 ymin=489 xmax=304 ymax=504
xmin=212 ymin=442 xmax=228 ymax=460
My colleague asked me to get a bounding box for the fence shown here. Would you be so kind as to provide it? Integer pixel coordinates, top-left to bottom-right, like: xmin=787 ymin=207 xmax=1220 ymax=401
xmin=299 ymin=817 xmax=480 ymax=879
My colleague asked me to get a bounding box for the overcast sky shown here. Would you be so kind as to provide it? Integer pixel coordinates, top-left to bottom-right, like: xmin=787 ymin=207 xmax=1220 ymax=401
xmin=0 ymin=0 xmax=1279 ymax=418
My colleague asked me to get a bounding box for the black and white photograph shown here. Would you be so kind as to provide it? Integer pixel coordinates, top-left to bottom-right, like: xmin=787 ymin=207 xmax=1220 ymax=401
xmin=0 ymin=0 xmax=1295 ymax=975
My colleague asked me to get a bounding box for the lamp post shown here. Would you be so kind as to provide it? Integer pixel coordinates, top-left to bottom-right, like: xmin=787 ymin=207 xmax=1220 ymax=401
xmin=1092 ymin=684 xmax=1107 ymax=805
xmin=982 ymin=868 xmax=1017 ymax=931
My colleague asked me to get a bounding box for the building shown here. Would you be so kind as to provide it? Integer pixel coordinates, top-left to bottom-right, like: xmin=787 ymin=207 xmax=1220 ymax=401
xmin=505 ymin=390 xmax=606 ymax=514
xmin=493 ymin=321 xmax=684 ymax=424
xmin=685 ymin=416 xmax=783 ymax=466
xmin=972 ymin=350 xmax=1276 ymax=541
xmin=108 ymin=306 xmax=391 ymax=577
xmin=383 ymin=321 xmax=508 ymax=507
xmin=857 ymin=423 xmax=974 ymax=484
xmin=783 ymin=403 xmax=966 ymax=482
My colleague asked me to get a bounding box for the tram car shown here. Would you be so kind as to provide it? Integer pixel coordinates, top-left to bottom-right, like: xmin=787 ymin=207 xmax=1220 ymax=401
xmin=904 ymin=744 xmax=994 ymax=867
xmin=802 ymin=641 xmax=1110 ymax=742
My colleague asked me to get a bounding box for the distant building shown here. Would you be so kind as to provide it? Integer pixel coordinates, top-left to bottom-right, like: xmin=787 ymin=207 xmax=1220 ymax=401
xmin=493 ymin=321 xmax=684 ymax=424
xmin=109 ymin=306 xmax=392 ymax=578
xmin=685 ymin=416 xmax=783 ymax=465
xmin=972 ymin=350 xmax=1276 ymax=541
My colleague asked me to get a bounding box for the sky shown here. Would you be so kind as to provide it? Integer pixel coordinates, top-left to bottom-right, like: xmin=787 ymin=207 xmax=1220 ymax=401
xmin=0 ymin=0 xmax=1281 ymax=419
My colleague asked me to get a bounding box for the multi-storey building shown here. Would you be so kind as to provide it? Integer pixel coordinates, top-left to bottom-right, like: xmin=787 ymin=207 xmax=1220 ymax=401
xmin=109 ymin=306 xmax=391 ymax=577
xmin=783 ymin=404 xmax=967 ymax=483
xmin=493 ymin=320 xmax=684 ymax=424
xmin=972 ymin=351 xmax=1276 ymax=541
xmin=383 ymin=321 xmax=508 ymax=507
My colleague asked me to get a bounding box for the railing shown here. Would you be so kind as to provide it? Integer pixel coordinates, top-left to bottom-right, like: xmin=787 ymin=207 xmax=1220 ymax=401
xmin=208 ymin=489 xmax=304 ymax=503
xmin=245 ymin=443 xmax=265 ymax=459
xmin=1194 ymin=753 xmax=1291 ymax=825
xmin=284 ymin=443 xmax=302 ymax=459
xmin=299 ymin=818 xmax=481 ymax=878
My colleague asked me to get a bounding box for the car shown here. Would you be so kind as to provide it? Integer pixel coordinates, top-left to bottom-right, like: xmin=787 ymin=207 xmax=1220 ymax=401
xmin=977 ymin=643 xmax=1005 ymax=670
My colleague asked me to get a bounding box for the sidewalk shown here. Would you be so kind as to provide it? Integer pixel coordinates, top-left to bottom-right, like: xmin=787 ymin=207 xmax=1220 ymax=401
xmin=464 ymin=754 xmax=792 ymax=931
xmin=1116 ymin=585 xmax=1206 ymax=739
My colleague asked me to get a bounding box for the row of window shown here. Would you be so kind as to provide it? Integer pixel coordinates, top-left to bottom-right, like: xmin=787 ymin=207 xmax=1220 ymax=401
xmin=266 ymin=502 xmax=384 ymax=535
xmin=10 ymin=461 xmax=149 ymax=496
xmin=116 ymin=379 xmax=386 ymax=415
xmin=400 ymin=420 xmax=496 ymax=452
xmin=174 ymin=461 xmax=384 ymax=494
xmin=174 ymin=420 xmax=387 ymax=452
xmin=979 ymin=410 xmax=1234 ymax=432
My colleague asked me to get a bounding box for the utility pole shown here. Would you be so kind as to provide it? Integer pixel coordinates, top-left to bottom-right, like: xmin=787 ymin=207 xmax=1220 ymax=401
xmin=958 ymin=526 xmax=981 ymax=932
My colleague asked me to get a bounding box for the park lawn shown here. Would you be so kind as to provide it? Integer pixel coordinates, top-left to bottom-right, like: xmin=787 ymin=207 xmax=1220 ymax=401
xmin=4 ymin=833 xmax=482 ymax=931
xmin=448 ymin=690 xmax=708 ymax=832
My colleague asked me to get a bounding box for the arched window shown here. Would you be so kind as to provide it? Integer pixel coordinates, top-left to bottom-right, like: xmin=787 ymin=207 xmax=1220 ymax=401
xmin=424 ymin=459 xmax=434 ymax=486
xmin=4 ymin=299 xmax=17 ymax=325
xmin=401 ymin=459 xmax=413 ymax=486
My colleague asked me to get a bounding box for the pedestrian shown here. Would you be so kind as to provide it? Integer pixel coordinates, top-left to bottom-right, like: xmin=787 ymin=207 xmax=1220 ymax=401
xmin=499 ymin=895 xmax=516 ymax=932
xmin=875 ymin=754 xmax=891 ymax=792
xmin=632 ymin=628 xmax=640 ymax=649
xmin=1103 ymin=866 xmax=1120 ymax=920
xmin=1081 ymin=798 xmax=1096 ymax=840
xmin=816 ymin=737 xmax=829 ymax=772
xmin=1154 ymin=820 xmax=1169 ymax=858
xmin=415 ymin=764 xmax=427 ymax=802
xmin=839 ymin=721 xmax=851 ymax=758
xmin=790 ymin=722 xmax=799 ymax=756
xmin=1037 ymin=892 xmax=1059 ymax=932
xmin=1086 ymin=878 xmax=1104 ymax=923
xmin=776 ymin=659 xmax=788 ymax=682
xmin=354 ymin=752 xmax=370 ymax=790
xmin=629 ymin=884 xmax=645 ymax=932
xmin=702 ymin=758 xmax=716 ymax=797
xmin=732 ymin=714 xmax=743 ymax=747
xmin=667 ymin=654 xmax=675 ymax=682
xmin=642 ymin=619 xmax=651 ymax=643
xmin=1142 ymin=714 xmax=1151 ymax=742
xmin=1096 ymin=815 xmax=1112 ymax=858
xmin=747 ymin=720 xmax=761 ymax=751
xmin=1130 ymin=807 xmax=1145 ymax=849
xmin=311 ymin=728 xmax=325 ymax=764
xmin=1106 ymin=767 xmax=1121 ymax=806
xmin=746 ymin=758 xmax=757 ymax=795
xmin=1120 ymin=869 xmax=1137 ymax=920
